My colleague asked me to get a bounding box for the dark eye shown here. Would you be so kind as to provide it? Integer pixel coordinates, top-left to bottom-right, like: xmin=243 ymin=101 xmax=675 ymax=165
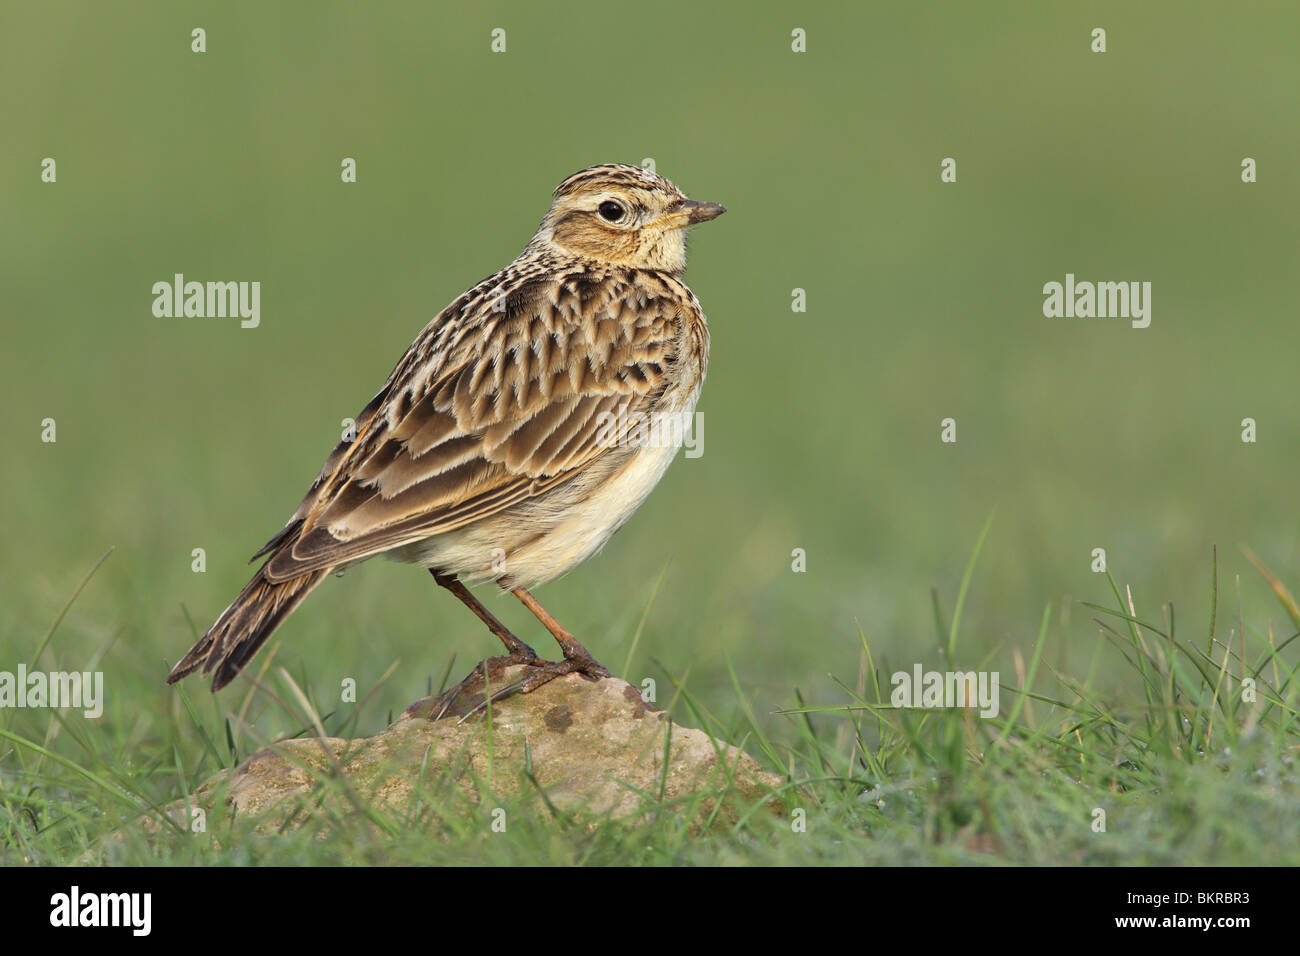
xmin=598 ymin=200 xmax=625 ymax=222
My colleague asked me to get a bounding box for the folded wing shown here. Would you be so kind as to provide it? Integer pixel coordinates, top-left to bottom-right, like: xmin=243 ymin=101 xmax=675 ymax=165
xmin=261 ymin=272 xmax=683 ymax=581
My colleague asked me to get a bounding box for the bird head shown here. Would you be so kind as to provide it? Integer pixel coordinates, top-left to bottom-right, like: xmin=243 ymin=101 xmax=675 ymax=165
xmin=531 ymin=163 xmax=725 ymax=274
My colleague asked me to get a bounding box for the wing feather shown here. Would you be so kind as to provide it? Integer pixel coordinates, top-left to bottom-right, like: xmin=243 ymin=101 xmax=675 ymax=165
xmin=261 ymin=270 xmax=683 ymax=582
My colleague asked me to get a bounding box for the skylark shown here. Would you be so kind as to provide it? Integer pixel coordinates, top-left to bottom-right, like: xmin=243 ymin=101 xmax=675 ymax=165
xmin=167 ymin=163 xmax=725 ymax=708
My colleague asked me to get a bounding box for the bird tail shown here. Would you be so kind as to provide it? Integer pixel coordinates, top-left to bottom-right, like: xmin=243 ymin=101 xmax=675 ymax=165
xmin=166 ymin=569 xmax=328 ymax=691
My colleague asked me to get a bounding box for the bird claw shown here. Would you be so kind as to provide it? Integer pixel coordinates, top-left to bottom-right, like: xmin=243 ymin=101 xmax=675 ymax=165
xmin=404 ymin=652 xmax=611 ymax=722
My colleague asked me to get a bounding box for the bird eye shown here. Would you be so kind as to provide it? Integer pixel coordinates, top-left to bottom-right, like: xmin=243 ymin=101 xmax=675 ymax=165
xmin=598 ymin=200 xmax=625 ymax=222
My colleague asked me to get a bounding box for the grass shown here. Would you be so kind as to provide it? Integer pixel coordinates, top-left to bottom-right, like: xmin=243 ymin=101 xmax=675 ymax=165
xmin=2 ymin=1 xmax=1297 ymax=868
xmin=2 ymin=537 xmax=1296 ymax=866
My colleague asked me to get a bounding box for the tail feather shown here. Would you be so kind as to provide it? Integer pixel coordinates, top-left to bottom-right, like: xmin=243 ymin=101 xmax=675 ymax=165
xmin=167 ymin=569 xmax=328 ymax=691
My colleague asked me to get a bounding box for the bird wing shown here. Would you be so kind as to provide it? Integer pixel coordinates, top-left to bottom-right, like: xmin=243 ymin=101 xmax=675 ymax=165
xmin=258 ymin=270 xmax=687 ymax=582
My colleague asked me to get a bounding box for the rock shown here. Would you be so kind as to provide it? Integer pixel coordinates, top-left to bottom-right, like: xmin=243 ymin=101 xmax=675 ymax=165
xmin=151 ymin=668 xmax=786 ymax=837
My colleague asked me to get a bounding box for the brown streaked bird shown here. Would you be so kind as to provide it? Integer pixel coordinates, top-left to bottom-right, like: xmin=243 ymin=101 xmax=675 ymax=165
xmin=167 ymin=163 xmax=725 ymax=707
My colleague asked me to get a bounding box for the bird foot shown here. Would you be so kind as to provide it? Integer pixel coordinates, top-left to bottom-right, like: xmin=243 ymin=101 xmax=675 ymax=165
xmin=403 ymin=651 xmax=611 ymax=722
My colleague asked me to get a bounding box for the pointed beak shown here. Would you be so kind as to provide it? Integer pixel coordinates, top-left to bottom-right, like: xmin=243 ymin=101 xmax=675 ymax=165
xmin=679 ymin=200 xmax=727 ymax=224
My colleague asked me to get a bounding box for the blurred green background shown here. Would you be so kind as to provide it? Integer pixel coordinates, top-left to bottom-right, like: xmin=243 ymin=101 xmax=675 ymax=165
xmin=2 ymin=1 xmax=1297 ymax=735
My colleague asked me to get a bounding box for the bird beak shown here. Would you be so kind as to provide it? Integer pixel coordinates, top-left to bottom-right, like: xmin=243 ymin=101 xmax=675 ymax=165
xmin=679 ymin=200 xmax=727 ymax=224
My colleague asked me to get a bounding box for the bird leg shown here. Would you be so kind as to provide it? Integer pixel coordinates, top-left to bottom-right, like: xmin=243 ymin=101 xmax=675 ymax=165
xmin=435 ymin=589 xmax=613 ymax=722
xmin=430 ymin=571 xmax=538 ymax=660
xmin=409 ymin=571 xmax=542 ymax=720
xmin=512 ymin=587 xmax=611 ymax=680
xmin=411 ymin=573 xmax=610 ymax=721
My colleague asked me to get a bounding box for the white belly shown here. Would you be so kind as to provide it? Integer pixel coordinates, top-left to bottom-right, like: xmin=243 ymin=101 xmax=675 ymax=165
xmin=394 ymin=398 xmax=696 ymax=589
